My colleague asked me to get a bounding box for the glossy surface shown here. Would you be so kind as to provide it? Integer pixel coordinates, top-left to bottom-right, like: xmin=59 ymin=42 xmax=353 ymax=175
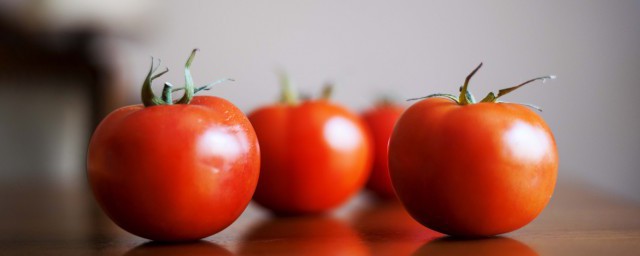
xmin=87 ymin=96 xmax=260 ymax=241
xmin=362 ymin=104 xmax=405 ymax=199
xmin=239 ymin=216 xmax=369 ymax=255
xmin=1 ymin=180 xmax=639 ymax=255
xmin=389 ymin=98 xmax=558 ymax=236
xmin=248 ymin=100 xmax=372 ymax=214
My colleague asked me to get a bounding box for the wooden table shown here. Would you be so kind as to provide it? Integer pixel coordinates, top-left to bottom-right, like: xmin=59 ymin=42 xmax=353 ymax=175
xmin=1 ymin=180 xmax=639 ymax=255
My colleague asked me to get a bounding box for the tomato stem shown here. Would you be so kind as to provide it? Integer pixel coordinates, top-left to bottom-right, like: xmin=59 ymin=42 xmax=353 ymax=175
xmin=406 ymin=64 xmax=555 ymax=112
xmin=140 ymin=49 xmax=230 ymax=107
xmin=321 ymin=82 xmax=334 ymax=100
xmin=459 ymin=63 xmax=483 ymax=105
xmin=161 ymin=82 xmax=174 ymax=104
xmin=407 ymin=93 xmax=459 ymax=103
xmin=480 ymin=75 xmax=556 ymax=103
xmin=376 ymin=95 xmax=398 ymax=106
xmin=279 ymin=72 xmax=299 ymax=105
xmin=197 ymin=78 xmax=235 ymax=93
xmin=175 ymin=49 xmax=199 ymax=105
xmin=141 ymin=58 xmax=170 ymax=107
xmin=172 ymin=78 xmax=235 ymax=94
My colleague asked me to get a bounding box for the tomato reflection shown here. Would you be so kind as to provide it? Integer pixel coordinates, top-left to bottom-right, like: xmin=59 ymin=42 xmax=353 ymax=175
xmin=351 ymin=199 xmax=442 ymax=255
xmin=238 ymin=216 xmax=367 ymax=256
xmin=123 ymin=241 xmax=232 ymax=256
xmin=413 ymin=237 xmax=538 ymax=256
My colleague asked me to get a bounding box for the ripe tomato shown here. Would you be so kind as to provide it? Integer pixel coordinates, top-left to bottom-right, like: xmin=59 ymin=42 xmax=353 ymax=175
xmin=362 ymin=101 xmax=405 ymax=199
xmin=87 ymin=50 xmax=260 ymax=242
xmin=389 ymin=63 xmax=558 ymax=237
xmin=248 ymin=78 xmax=372 ymax=214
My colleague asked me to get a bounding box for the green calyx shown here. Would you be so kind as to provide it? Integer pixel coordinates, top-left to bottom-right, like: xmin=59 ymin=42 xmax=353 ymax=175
xmin=278 ymin=72 xmax=334 ymax=105
xmin=374 ymin=94 xmax=399 ymax=107
xmin=407 ymin=63 xmax=556 ymax=112
xmin=141 ymin=49 xmax=233 ymax=107
xmin=279 ymin=72 xmax=299 ymax=105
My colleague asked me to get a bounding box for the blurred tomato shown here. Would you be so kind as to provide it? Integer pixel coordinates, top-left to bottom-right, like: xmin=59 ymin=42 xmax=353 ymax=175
xmin=362 ymin=101 xmax=405 ymax=199
xmin=249 ymin=78 xmax=372 ymax=214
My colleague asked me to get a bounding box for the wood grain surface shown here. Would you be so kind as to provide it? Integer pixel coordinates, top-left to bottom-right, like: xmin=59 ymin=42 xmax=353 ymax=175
xmin=0 ymin=179 xmax=638 ymax=255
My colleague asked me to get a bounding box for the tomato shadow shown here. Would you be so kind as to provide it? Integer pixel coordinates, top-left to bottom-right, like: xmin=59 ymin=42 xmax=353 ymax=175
xmin=267 ymin=209 xmax=331 ymax=218
xmin=123 ymin=240 xmax=233 ymax=256
xmin=412 ymin=236 xmax=538 ymax=256
xmin=350 ymin=198 xmax=442 ymax=256
xmin=237 ymin=215 xmax=368 ymax=256
xmin=351 ymin=196 xmax=442 ymax=240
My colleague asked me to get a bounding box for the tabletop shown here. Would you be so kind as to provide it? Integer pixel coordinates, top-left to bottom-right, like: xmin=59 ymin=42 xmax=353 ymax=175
xmin=0 ymin=179 xmax=639 ymax=256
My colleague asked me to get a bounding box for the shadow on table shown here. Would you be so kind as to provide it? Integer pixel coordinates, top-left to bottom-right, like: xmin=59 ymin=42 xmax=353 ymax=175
xmin=412 ymin=236 xmax=538 ymax=256
xmin=350 ymin=197 xmax=442 ymax=255
xmin=237 ymin=215 xmax=367 ymax=256
xmin=123 ymin=241 xmax=232 ymax=256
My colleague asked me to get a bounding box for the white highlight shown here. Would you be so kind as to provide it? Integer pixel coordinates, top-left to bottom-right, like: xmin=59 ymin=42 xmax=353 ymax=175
xmin=504 ymin=121 xmax=552 ymax=162
xmin=323 ymin=117 xmax=362 ymax=151
xmin=197 ymin=125 xmax=249 ymax=171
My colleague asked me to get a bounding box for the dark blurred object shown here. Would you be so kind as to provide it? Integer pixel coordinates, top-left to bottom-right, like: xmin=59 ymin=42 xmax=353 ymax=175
xmin=0 ymin=1 xmax=156 ymax=182
xmin=0 ymin=13 xmax=124 ymax=182
xmin=0 ymin=15 xmax=112 ymax=128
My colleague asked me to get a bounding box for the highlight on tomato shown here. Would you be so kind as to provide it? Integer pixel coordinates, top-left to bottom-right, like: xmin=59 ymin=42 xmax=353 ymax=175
xmin=248 ymin=75 xmax=372 ymax=215
xmin=389 ymin=63 xmax=558 ymax=237
xmin=87 ymin=49 xmax=260 ymax=242
xmin=361 ymin=99 xmax=405 ymax=199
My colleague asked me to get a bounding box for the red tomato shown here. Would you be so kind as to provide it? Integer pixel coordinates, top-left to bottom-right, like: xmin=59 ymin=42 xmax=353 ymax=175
xmin=362 ymin=102 xmax=404 ymax=199
xmin=389 ymin=63 xmax=558 ymax=237
xmin=87 ymin=50 xmax=260 ymax=242
xmin=248 ymin=79 xmax=372 ymax=214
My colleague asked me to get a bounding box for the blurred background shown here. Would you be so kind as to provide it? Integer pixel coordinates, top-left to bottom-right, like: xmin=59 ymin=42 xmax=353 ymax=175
xmin=0 ymin=0 xmax=638 ymax=201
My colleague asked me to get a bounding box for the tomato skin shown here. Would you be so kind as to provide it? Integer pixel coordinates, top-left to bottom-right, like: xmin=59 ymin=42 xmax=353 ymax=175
xmin=389 ymin=98 xmax=558 ymax=237
xmin=248 ymin=100 xmax=372 ymax=214
xmin=362 ymin=104 xmax=405 ymax=199
xmin=87 ymin=96 xmax=260 ymax=242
